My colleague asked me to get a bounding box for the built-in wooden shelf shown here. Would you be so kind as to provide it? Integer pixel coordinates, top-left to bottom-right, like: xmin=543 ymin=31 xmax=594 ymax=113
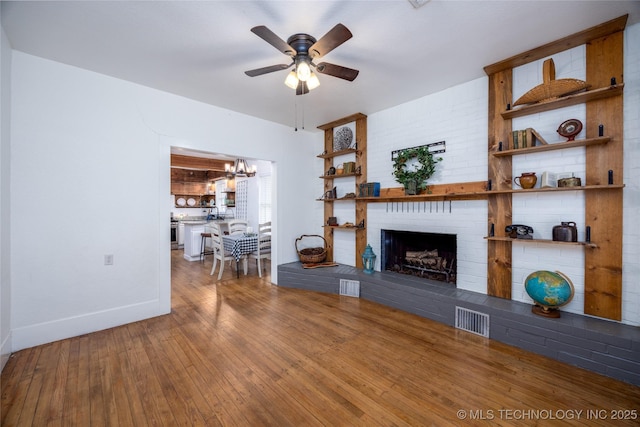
xmin=319 ymin=173 xmax=360 ymax=179
xmin=358 ymin=192 xmax=489 ymax=202
xmin=487 ymin=184 xmax=624 ymax=195
xmin=484 ymin=236 xmax=598 ymax=248
xmin=317 ymin=148 xmax=359 ymax=159
xmin=355 ymin=181 xmax=489 ymax=203
xmin=485 ymin=14 xmax=626 ymax=319
xmin=316 ymin=197 xmax=357 ymax=202
xmin=318 ymin=113 xmax=368 ymax=267
xmin=492 ymin=137 xmax=610 ymax=157
xmin=323 ymin=225 xmax=365 ymax=230
xmin=500 ymin=84 xmax=624 ymax=119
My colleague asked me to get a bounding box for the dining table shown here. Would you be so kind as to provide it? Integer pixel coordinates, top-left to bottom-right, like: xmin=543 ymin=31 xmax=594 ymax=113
xmin=222 ymin=233 xmax=259 ymax=277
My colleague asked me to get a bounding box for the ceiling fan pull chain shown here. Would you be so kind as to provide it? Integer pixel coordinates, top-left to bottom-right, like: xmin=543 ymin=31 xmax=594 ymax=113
xmin=294 ymin=96 xmax=298 ymax=131
xmin=301 ymin=93 xmax=305 ymax=130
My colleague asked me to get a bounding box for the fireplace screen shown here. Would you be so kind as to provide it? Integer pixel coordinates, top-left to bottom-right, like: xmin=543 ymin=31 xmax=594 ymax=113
xmin=381 ymin=230 xmax=456 ymax=284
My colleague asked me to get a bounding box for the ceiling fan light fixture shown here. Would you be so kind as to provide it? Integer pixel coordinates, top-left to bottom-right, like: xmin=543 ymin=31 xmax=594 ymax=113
xmin=296 ymin=59 xmax=311 ymax=82
xmin=284 ymin=71 xmax=299 ymax=89
xmin=307 ymin=72 xmax=320 ymax=90
xmin=246 ymin=24 xmax=359 ymax=96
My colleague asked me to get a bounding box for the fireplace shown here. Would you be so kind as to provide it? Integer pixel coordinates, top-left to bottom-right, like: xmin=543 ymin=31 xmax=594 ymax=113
xmin=381 ymin=230 xmax=457 ymax=284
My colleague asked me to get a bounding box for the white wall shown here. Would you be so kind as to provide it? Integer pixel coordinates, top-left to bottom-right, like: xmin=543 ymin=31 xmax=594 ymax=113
xmin=328 ymin=23 xmax=639 ymax=325
xmin=0 ymin=12 xmax=13 ymax=369
xmin=9 ymin=51 xmax=318 ymax=351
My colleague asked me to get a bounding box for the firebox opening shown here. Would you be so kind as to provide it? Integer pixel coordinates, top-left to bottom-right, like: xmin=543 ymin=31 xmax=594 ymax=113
xmin=381 ymin=230 xmax=457 ymax=285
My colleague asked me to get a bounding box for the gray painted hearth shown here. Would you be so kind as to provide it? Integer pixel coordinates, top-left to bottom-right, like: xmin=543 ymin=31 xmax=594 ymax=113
xmin=278 ymin=262 xmax=640 ymax=386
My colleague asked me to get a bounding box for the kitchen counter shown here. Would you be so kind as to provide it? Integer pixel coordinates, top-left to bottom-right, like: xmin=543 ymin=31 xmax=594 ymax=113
xmin=182 ymin=220 xmax=230 ymax=261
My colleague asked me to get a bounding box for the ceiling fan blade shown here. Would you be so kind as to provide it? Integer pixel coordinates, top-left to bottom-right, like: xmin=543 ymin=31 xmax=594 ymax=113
xmin=250 ymin=26 xmax=296 ymax=56
xmin=308 ymin=23 xmax=352 ymax=59
xmin=244 ymin=63 xmax=292 ymax=77
xmin=315 ymin=62 xmax=359 ymax=81
xmin=296 ymin=81 xmax=309 ymax=96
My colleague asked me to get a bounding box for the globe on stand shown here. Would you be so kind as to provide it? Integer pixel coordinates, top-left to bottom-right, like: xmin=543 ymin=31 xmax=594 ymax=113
xmin=524 ymin=270 xmax=575 ymax=318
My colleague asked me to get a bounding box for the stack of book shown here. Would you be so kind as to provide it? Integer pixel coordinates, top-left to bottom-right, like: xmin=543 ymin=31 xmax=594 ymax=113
xmin=509 ymin=128 xmax=547 ymax=149
xmin=358 ymin=182 xmax=380 ymax=197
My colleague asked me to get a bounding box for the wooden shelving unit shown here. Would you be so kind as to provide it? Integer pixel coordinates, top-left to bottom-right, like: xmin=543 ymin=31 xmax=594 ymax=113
xmin=486 ymin=184 xmax=624 ymax=195
xmin=316 ymin=197 xmax=358 ymax=202
xmin=317 ymin=113 xmax=367 ymax=267
xmin=174 ymin=194 xmax=215 ymax=208
xmin=319 ymin=173 xmax=361 ymax=179
xmin=500 ymin=85 xmax=624 ymax=119
xmin=484 ymin=14 xmax=626 ymax=320
xmin=358 ymin=194 xmax=488 ymax=202
xmin=492 ymin=137 xmax=610 ymax=157
xmin=317 ymin=148 xmax=358 ymax=158
xmin=484 ymin=236 xmax=598 ymax=248
xmin=358 ymin=180 xmax=489 ymax=202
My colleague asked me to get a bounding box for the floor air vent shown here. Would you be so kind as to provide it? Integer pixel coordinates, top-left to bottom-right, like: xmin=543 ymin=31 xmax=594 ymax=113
xmin=455 ymin=306 xmax=489 ymax=337
xmin=339 ymin=279 xmax=360 ymax=297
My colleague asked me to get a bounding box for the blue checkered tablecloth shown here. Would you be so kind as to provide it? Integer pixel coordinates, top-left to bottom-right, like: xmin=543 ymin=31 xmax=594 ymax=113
xmin=222 ymin=234 xmax=259 ymax=261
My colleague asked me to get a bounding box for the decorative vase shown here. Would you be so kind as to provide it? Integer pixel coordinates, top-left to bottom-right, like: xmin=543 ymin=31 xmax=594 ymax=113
xmin=552 ymin=221 xmax=578 ymax=242
xmin=514 ymin=172 xmax=537 ymax=189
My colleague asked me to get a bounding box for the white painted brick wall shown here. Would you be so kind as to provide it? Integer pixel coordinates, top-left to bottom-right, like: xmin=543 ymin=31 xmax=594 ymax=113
xmin=320 ymin=23 xmax=639 ymax=325
xmin=622 ymin=22 xmax=640 ymax=326
xmin=366 ymin=77 xmax=490 ymax=294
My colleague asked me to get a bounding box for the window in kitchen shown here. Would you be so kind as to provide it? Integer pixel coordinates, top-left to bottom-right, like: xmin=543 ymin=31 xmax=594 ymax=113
xmin=259 ymin=174 xmax=272 ymax=224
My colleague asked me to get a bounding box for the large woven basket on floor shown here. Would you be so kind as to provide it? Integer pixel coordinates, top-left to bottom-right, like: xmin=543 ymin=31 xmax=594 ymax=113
xmin=295 ymin=234 xmax=327 ymax=264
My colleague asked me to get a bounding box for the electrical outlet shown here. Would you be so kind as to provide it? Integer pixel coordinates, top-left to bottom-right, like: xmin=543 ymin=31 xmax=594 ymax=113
xmin=104 ymin=254 xmax=114 ymax=265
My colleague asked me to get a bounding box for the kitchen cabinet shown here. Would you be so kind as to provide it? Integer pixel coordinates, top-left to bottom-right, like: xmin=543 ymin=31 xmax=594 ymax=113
xmin=178 ymin=222 xmax=185 ymax=247
xmin=317 ymin=113 xmax=367 ymax=267
xmin=182 ymin=222 xmax=207 ymax=261
xmin=182 ymin=220 xmax=230 ymax=261
xmin=484 ymin=15 xmax=626 ymax=320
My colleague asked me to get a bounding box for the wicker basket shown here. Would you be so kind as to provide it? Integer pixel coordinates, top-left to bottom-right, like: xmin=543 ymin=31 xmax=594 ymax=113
xmin=295 ymin=234 xmax=327 ymax=264
xmin=513 ymin=59 xmax=588 ymax=106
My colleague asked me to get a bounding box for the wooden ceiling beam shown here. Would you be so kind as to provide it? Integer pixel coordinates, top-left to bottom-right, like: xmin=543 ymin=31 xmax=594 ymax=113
xmin=170 ymin=154 xmax=230 ymax=171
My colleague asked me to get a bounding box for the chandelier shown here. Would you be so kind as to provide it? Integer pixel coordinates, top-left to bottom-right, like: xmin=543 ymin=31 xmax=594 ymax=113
xmin=225 ymin=158 xmax=256 ymax=179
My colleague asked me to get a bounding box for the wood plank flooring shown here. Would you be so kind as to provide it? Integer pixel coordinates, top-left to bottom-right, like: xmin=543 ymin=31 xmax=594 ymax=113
xmin=2 ymin=251 xmax=640 ymax=426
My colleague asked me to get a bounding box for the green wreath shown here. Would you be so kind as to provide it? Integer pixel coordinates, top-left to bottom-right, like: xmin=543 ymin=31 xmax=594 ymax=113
xmin=392 ymin=146 xmax=442 ymax=192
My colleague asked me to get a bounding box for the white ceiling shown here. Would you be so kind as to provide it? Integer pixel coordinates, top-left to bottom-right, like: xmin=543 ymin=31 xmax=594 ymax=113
xmin=2 ymin=1 xmax=639 ymax=133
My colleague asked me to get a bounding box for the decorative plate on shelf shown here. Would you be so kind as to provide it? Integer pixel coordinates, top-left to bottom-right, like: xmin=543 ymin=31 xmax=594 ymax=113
xmin=176 ymin=198 xmax=186 ymax=207
xmin=333 ymin=126 xmax=353 ymax=151
xmin=557 ymin=119 xmax=583 ymax=141
xmin=187 ymin=198 xmax=196 ymax=207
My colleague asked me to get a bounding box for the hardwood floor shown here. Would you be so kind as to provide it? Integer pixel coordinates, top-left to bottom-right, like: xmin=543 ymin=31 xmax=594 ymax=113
xmin=2 ymin=251 xmax=640 ymax=426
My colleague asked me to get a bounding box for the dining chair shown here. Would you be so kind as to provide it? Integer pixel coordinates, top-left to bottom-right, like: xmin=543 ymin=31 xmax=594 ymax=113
xmin=208 ymin=222 xmax=236 ymax=280
xmin=249 ymin=221 xmax=271 ymax=278
xmin=227 ymin=219 xmax=248 ymax=235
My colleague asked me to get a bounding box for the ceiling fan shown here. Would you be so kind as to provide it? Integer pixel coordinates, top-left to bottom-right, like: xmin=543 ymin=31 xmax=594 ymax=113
xmin=245 ymin=24 xmax=359 ymax=95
